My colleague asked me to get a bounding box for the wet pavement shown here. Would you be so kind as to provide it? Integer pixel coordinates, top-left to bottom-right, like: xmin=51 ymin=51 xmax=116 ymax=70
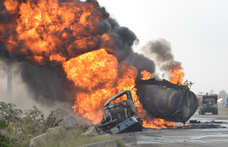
xmin=118 ymin=112 xmax=228 ymax=147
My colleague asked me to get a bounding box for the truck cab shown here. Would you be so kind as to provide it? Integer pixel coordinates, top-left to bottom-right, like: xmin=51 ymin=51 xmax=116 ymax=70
xmin=98 ymin=90 xmax=142 ymax=134
xmin=198 ymin=94 xmax=218 ymax=115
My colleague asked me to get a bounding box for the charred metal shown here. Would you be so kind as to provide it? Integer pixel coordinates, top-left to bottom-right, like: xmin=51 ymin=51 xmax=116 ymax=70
xmin=97 ymin=90 xmax=142 ymax=134
xmin=135 ymin=78 xmax=198 ymax=123
xmin=97 ymin=79 xmax=198 ymax=134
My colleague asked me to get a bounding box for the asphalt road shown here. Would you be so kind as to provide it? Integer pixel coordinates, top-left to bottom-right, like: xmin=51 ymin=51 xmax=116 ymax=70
xmin=118 ymin=111 xmax=228 ymax=147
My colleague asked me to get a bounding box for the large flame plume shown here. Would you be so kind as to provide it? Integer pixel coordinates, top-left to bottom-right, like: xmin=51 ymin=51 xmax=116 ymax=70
xmin=3 ymin=0 xmax=110 ymax=65
xmin=0 ymin=0 xmax=184 ymax=129
xmin=62 ymin=49 xmax=137 ymax=124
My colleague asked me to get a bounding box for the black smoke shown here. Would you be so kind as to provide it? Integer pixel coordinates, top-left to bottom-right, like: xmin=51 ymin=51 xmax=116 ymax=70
xmin=142 ymin=39 xmax=183 ymax=72
xmin=104 ymin=17 xmax=155 ymax=78
xmin=18 ymin=62 xmax=76 ymax=105
xmin=0 ymin=0 xmax=165 ymax=106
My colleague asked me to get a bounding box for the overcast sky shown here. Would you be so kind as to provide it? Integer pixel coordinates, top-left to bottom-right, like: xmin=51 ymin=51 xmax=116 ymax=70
xmin=96 ymin=0 xmax=228 ymax=94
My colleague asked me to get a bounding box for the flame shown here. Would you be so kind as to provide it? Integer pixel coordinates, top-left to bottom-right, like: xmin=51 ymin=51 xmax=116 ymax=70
xmin=141 ymin=70 xmax=151 ymax=80
xmin=63 ymin=51 xmax=175 ymax=128
xmin=143 ymin=118 xmax=176 ymax=129
xmin=135 ymin=97 xmax=175 ymax=129
xmin=62 ymin=49 xmax=138 ymax=124
xmin=2 ymin=0 xmax=177 ymax=129
xmin=4 ymin=0 xmax=18 ymax=12
xmin=6 ymin=0 xmax=105 ymax=65
xmin=169 ymin=62 xmax=185 ymax=85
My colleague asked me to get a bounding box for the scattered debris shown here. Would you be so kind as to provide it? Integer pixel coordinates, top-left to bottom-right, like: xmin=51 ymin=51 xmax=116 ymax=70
xmin=82 ymin=126 xmax=99 ymax=136
xmin=183 ymin=120 xmax=228 ymax=129
xmin=46 ymin=126 xmax=64 ymax=135
xmin=189 ymin=120 xmax=200 ymax=123
xmin=30 ymin=126 xmax=65 ymax=147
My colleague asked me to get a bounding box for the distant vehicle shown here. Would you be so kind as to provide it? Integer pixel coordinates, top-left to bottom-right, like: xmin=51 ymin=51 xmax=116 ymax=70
xmin=198 ymin=94 xmax=218 ymax=115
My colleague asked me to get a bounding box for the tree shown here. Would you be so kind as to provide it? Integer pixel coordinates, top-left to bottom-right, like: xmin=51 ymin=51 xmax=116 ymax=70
xmin=218 ymin=90 xmax=228 ymax=98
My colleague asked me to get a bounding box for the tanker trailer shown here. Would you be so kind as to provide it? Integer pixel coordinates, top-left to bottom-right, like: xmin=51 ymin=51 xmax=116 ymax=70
xmin=135 ymin=78 xmax=198 ymax=123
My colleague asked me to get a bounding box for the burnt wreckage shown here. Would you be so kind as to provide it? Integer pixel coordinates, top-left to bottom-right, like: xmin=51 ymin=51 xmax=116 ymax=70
xmin=135 ymin=79 xmax=198 ymax=123
xmin=97 ymin=90 xmax=143 ymax=134
xmin=98 ymin=79 xmax=198 ymax=134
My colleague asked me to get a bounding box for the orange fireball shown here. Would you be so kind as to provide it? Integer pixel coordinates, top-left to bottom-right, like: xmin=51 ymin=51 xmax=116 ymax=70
xmin=62 ymin=49 xmax=138 ymax=124
xmin=141 ymin=70 xmax=152 ymax=80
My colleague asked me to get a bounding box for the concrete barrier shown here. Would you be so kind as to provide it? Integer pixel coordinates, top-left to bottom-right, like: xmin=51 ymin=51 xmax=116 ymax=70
xmin=46 ymin=126 xmax=63 ymax=135
xmin=30 ymin=133 xmax=47 ymax=147
xmin=82 ymin=126 xmax=99 ymax=136
xmin=80 ymin=139 xmax=117 ymax=147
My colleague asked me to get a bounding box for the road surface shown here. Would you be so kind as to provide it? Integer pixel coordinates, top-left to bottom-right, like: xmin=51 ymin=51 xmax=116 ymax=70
xmin=118 ymin=110 xmax=228 ymax=147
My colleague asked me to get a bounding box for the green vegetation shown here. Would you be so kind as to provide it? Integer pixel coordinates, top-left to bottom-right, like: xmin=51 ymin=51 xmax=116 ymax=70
xmin=114 ymin=138 xmax=126 ymax=147
xmin=0 ymin=101 xmax=125 ymax=147
xmin=0 ymin=102 xmax=23 ymax=123
xmin=0 ymin=120 xmax=11 ymax=147
xmin=0 ymin=102 xmax=62 ymax=147
xmin=36 ymin=127 xmax=124 ymax=147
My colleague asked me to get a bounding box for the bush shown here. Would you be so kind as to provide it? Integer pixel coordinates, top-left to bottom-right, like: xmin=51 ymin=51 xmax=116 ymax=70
xmin=0 ymin=102 xmax=23 ymax=123
xmin=0 ymin=102 xmax=63 ymax=147
xmin=115 ymin=138 xmax=125 ymax=147
xmin=0 ymin=120 xmax=11 ymax=147
xmin=1 ymin=102 xmax=125 ymax=147
xmin=9 ymin=106 xmax=63 ymax=147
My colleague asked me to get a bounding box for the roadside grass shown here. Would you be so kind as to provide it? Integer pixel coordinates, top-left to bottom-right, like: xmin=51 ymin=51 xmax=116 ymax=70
xmin=36 ymin=127 xmax=125 ymax=147
xmin=0 ymin=101 xmax=125 ymax=147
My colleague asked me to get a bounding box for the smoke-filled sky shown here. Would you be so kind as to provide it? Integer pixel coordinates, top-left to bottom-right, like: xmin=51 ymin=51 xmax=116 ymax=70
xmin=96 ymin=0 xmax=228 ymax=94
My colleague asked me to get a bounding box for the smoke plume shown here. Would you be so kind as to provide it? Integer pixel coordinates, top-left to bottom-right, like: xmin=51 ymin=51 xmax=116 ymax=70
xmin=142 ymin=39 xmax=183 ymax=73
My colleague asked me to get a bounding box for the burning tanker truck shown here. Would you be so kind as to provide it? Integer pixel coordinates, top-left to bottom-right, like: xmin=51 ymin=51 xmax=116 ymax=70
xmin=135 ymin=79 xmax=198 ymax=123
xmin=0 ymin=0 xmax=198 ymax=134
xmin=98 ymin=78 xmax=198 ymax=134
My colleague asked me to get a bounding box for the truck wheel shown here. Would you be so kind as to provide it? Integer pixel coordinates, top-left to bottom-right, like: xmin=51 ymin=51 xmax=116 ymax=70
xmin=201 ymin=110 xmax=205 ymax=115
xmin=212 ymin=110 xmax=218 ymax=115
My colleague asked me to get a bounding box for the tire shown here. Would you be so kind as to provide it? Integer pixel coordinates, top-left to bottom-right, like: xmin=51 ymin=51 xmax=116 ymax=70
xmin=201 ymin=110 xmax=205 ymax=115
xmin=212 ymin=110 xmax=218 ymax=115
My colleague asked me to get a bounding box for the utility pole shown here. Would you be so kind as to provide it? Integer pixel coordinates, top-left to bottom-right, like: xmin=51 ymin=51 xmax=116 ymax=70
xmin=7 ymin=60 xmax=12 ymax=99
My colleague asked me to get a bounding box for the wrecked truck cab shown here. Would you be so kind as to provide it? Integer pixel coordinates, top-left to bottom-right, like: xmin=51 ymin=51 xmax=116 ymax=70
xmin=99 ymin=90 xmax=142 ymax=134
xmin=103 ymin=90 xmax=137 ymax=122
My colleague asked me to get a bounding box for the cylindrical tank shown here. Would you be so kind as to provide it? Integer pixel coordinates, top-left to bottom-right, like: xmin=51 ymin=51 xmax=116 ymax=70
xmin=135 ymin=79 xmax=198 ymax=123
